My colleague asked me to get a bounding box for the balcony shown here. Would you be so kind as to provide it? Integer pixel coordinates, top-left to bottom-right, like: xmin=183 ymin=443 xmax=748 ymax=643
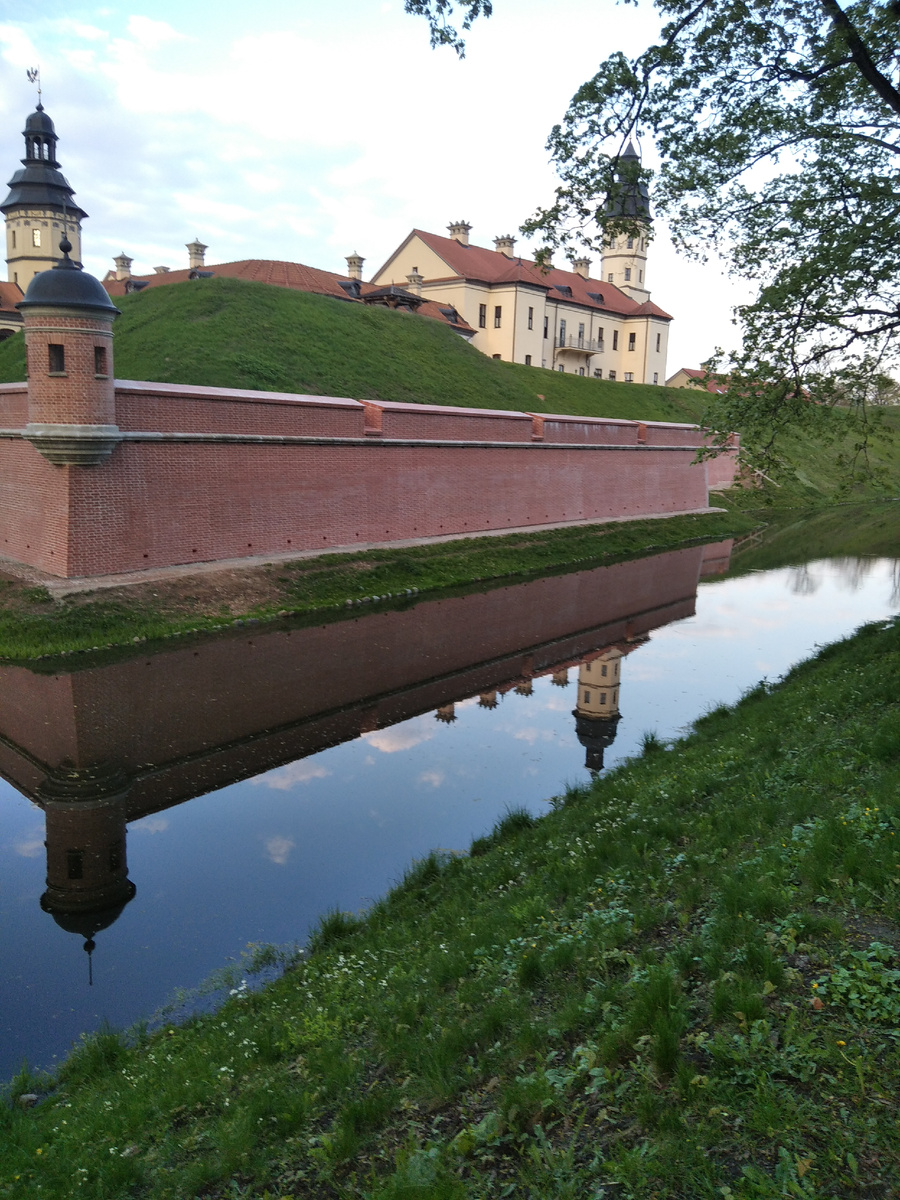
xmin=556 ymin=335 xmax=603 ymax=354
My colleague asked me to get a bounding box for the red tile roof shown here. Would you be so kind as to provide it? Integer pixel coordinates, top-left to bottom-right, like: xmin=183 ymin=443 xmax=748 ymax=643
xmin=102 ymin=259 xmax=474 ymax=334
xmin=0 ymin=280 xmax=23 ymax=313
xmin=401 ymin=229 xmax=672 ymax=321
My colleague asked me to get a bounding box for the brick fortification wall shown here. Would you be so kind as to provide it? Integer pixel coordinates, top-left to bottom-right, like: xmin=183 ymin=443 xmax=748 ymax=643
xmin=0 ymin=378 xmax=729 ymax=579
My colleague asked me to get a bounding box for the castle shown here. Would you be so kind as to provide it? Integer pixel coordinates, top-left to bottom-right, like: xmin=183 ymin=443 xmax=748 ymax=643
xmin=0 ymin=105 xmax=734 ymax=582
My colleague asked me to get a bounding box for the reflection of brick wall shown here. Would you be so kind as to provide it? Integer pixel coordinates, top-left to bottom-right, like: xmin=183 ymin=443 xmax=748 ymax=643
xmin=0 ymin=382 xmax=714 ymax=578
xmin=0 ymin=546 xmax=707 ymax=809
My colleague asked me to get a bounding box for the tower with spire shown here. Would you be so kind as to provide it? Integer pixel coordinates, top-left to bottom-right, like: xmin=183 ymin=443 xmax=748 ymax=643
xmin=1 ymin=104 xmax=87 ymax=291
xmin=599 ymin=141 xmax=651 ymax=304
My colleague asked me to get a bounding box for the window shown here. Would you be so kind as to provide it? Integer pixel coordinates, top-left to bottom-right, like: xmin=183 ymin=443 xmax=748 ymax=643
xmin=492 ymin=353 xmax=501 ymax=360
xmin=32 ymin=228 xmax=41 ymax=247
xmin=10 ymin=231 xmax=15 ymax=249
xmin=656 ymin=332 xmax=661 ymax=352
xmin=525 ymin=354 xmax=532 ymax=366
xmin=558 ymin=365 xmax=564 ymax=372
xmin=600 ymin=693 xmax=607 ymax=704
xmin=579 ymin=367 xmax=584 ymax=376
xmin=66 ymin=850 xmax=83 ymax=880
xmin=612 ymin=331 xmax=619 ymax=350
xmin=478 ymin=304 xmax=486 ymax=329
xmin=584 ymin=691 xmax=591 ymax=704
xmin=624 ymin=268 xmax=631 ymax=282
xmin=653 ymin=372 xmax=659 ymax=384
xmin=543 ymin=315 xmax=548 ymax=339
xmin=624 ymin=372 xmax=634 ymax=382
xmin=94 ymin=345 xmax=107 ymax=376
xmin=601 ymin=664 xmax=607 ymax=677
xmin=494 ymin=305 xmax=502 ymax=328
xmin=609 ymin=370 xmax=617 ymax=381
xmin=608 ymin=273 xmax=614 ymax=282
xmin=559 ymin=318 xmax=566 ymax=345
xmin=628 ymin=332 xmax=636 ymax=351
xmin=48 ymin=344 xmax=65 ymax=373
xmin=597 ymin=327 xmax=604 ymax=348
xmin=639 ymin=270 xmax=643 ymax=282
xmin=626 ymin=236 xmax=634 ymax=249
xmin=528 ymin=306 xmax=534 ymax=329
xmin=578 ymin=322 xmax=585 ymax=346
xmin=593 ymin=369 xmax=602 ymax=377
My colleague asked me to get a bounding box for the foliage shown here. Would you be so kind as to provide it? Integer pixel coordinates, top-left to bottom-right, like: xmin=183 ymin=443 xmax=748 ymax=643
xmin=409 ymin=1 xmax=900 ymax=463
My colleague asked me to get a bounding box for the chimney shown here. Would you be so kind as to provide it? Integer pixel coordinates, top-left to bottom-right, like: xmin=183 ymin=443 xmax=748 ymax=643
xmin=345 ymin=251 xmax=365 ymax=281
xmin=406 ymin=268 xmax=424 ymax=296
xmin=113 ymin=252 xmax=132 ymax=282
xmin=448 ymin=220 xmax=471 ymax=246
xmin=153 ymin=265 xmax=171 ymax=274
xmin=494 ymin=234 xmax=516 ymax=257
xmin=572 ymin=257 xmax=591 ymax=279
xmin=186 ymin=238 xmax=208 ymax=269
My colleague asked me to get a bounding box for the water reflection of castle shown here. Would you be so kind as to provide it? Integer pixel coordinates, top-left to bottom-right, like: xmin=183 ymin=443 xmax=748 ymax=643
xmin=435 ymin=643 xmax=635 ymax=773
xmin=0 ymin=542 xmax=731 ymax=961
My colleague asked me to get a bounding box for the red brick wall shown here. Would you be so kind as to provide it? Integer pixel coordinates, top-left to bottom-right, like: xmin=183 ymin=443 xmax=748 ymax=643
xmin=0 ymin=379 xmax=714 ymax=578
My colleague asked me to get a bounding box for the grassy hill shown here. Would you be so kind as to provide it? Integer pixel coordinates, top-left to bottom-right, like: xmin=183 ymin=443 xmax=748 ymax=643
xmin=0 ymin=276 xmax=702 ymax=423
xmin=1 ymin=274 xmax=898 ymax=504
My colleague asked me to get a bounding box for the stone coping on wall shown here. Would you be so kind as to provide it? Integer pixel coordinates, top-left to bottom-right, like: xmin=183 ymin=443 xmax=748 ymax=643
xmin=114 ymin=379 xmax=365 ymax=410
xmin=0 ymin=429 xmax=711 ymax=451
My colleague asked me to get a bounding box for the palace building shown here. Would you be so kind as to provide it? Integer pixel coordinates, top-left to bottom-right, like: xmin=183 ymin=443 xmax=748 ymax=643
xmin=370 ymin=145 xmax=672 ymax=384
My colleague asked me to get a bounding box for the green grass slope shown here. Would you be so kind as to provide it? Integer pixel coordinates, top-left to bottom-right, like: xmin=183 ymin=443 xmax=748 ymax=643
xmin=0 ymin=276 xmax=701 ymax=423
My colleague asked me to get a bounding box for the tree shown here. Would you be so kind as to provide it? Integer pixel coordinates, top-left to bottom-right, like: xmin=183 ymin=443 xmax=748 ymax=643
xmin=407 ymin=0 xmax=900 ymax=461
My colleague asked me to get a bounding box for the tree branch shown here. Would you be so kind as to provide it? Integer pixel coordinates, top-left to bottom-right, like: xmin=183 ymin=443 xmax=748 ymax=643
xmin=819 ymin=0 xmax=900 ymax=116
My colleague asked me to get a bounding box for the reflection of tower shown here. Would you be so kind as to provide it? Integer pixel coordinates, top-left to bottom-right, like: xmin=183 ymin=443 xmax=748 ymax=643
xmin=435 ymin=704 xmax=456 ymax=724
xmin=551 ymin=669 xmax=568 ymax=687
xmin=572 ymin=649 xmax=623 ymax=773
xmin=478 ymin=691 xmax=498 ymax=709
xmin=38 ymin=764 xmax=135 ymax=982
xmin=514 ymin=680 xmax=533 ymax=696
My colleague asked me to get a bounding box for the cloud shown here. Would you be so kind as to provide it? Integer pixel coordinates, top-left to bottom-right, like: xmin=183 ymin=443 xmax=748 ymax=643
xmin=131 ymin=815 xmax=169 ymax=834
xmin=14 ymin=834 xmax=43 ymax=858
xmin=513 ymin=727 xmax=557 ymax=744
xmin=264 ymin=835 xmax=295 ymax=865
xmin=252 ymin=761 xmax=331 ymax=790
xmin=363 ymin=716 xmax=434 ymax=754
xmin=418 ymin=769 xmax=445 ymax=788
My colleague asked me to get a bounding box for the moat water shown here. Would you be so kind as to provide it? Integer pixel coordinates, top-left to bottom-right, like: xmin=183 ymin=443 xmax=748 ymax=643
xmin=1 ymin=517 xmax=899 ymax=1081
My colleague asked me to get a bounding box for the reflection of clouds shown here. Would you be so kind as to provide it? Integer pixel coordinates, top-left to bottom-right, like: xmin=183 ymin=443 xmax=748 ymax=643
xmin=363 ymin=716 xmax=434 ymax=754
xmin=542 ymin=694 xmax=571 ymax=712
xmin=253 ymin=761 xmax=331 ymax=790
xmin=264 ymin=835 xmax=295 ymax=865
xmin=513 ymin=727 xmax=557 ymax=745
xmin=418 ymin=769 xmax=445 ymax=788
xmin=14 ymin=835 xmax=43 ymax=858
xmin=132 ymin=815 xmax=169 ymax=834
xmin=456 ymin=697 xmax=478 ymax=710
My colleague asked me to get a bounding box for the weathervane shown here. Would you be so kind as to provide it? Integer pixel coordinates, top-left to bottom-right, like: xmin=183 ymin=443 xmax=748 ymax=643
xmin=27 ymin=66 xmax=41 ymax=104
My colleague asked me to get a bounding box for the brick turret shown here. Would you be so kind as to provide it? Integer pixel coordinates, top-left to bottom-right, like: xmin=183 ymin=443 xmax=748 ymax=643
xmin=17 ymin=235 xmax=121 ymax=465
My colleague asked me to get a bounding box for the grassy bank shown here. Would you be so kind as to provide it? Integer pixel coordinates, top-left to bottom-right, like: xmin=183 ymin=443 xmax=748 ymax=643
xmin=3 ymin=608 xmax=899 ymax=1198
xmin=0 ymin=511 xmax=749 ymax=662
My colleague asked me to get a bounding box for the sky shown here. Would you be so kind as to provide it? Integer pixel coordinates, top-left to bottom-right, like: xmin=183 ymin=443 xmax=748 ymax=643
xmin=0 ymin=0 xmax=754 ymax=371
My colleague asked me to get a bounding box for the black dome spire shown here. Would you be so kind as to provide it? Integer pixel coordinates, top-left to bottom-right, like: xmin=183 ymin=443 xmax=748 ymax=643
xmin=1 ymin=105 xmax=87 ymax=220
